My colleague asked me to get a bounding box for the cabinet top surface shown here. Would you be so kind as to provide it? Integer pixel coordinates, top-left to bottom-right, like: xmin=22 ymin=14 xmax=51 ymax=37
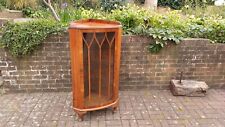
xmin=69 ymin=19 xmax=122 ymax=29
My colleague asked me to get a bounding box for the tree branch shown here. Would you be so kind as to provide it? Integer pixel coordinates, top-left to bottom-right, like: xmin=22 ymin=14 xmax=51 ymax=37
xmin=43 ymin=0 xmax=61 ymax=21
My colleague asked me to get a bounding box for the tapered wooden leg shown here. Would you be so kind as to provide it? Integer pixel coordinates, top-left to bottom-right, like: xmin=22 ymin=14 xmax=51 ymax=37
xmin=111 ymin=101 xmax=119 ymax=113
xmin=75 ymin=110 xmax=87 ymax=121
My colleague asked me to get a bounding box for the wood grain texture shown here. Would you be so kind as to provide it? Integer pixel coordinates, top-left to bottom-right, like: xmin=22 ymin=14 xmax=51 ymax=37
xmin=69 ymin=19 xmax=122 ymax=120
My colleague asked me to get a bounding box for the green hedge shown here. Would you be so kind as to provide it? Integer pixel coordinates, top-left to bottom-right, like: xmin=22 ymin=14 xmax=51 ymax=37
xmin=0 ymin=19 xmax=63 ymax=56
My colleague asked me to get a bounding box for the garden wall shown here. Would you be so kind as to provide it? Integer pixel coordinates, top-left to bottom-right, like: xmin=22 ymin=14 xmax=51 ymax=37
xmin=0 ymin=34 xmax=225 ymax=92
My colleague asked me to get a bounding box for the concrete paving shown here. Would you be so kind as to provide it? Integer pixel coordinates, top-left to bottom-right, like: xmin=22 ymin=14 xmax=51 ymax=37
xmin=0 ymin=89 xmax=225 ymax=127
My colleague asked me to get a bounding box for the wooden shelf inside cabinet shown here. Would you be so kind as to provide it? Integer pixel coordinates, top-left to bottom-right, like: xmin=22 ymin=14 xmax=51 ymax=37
xmin=69 ymin=19 xmax=122 ymax=120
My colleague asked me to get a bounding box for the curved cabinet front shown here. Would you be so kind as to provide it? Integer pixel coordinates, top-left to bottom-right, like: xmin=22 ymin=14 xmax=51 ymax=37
xmin=82 ymin=31 xmax=116 ymax=109
xmin=69 ymin=19 xmax=122 ymax=120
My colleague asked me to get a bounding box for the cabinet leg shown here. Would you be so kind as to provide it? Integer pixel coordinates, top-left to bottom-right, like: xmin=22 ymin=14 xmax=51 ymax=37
xmin=75 ymin=110 xmax=87 ymax=121
xmin=111 ymin=101 xmax=119 ymax=113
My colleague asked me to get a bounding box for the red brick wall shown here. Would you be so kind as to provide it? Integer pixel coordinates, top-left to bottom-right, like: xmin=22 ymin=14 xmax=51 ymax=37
xmin=120 ymin=36 xmax=225 ymax=90
xmin=0 ymin=34 xmax=224 ymax=92
xmin=0 ymin=34 xmax=71 ymax=92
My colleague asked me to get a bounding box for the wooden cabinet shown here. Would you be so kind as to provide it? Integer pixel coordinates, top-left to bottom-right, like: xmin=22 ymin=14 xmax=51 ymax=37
xmin=69 ymin=19 xmax=122 ymax=120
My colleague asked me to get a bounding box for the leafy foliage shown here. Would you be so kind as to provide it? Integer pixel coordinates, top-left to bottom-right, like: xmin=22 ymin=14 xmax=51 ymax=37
xmin=0 ymin=0 xmax=6 ymax=11
xmin=182 ymin=5 xmax=225 ymax=18
xmin=110 ymin=5 xmax=149 ymax=33
xmin=6 ymin=0 xmax=38 ymax=10
xmin=100 ymin=0 xmax=125 ymax=12
xmin=22 ymin=7 xmax=52 ymax=18
xmin=129 ymin=9 xmax=186 ymax=52
xmin=158 ymin=0 xmax=185 ymax=10
xmin=186 ymin=16 xmax=225 ymax=43
xmin=0 ymin=4 xmax=4 ymax=11
xmin=0 ymin=19 xmax=63 ymax=56
xmin=158 ymin=0 xmax=214 ymax=10
xmin=110 ymin=5 xmax=225 ymax=53
xmin=73 ymin=0 xmax=99 ymax=9
xmin=1 ymin=4 xmax=225 ymax=56
xmin=58 ymin=7 xmax=107 ymax=24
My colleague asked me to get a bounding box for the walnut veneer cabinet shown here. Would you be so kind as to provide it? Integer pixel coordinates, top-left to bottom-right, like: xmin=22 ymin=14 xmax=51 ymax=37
xmin=69 ymin=19 xmax=122 ymax=120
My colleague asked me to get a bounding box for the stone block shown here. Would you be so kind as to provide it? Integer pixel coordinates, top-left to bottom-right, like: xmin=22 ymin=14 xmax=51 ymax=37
xmin=170 ymin=80 xmax=209 ymax=96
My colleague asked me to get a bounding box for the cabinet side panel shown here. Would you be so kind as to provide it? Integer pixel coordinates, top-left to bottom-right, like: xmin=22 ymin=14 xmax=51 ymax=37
xmin=70 ymin=29 xmax=84 ymax=109
xmin=113 ymin=28 xmax=122 ymax=100
xmin=69 ymin=29 xmax=77 ymax=107
xmin=77 ymin=30 xmax=84 ymax=108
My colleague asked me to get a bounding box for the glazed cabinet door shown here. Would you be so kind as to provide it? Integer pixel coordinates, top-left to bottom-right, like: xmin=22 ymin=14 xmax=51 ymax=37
xmin=82 ymin=31 xmax=116 ymax=108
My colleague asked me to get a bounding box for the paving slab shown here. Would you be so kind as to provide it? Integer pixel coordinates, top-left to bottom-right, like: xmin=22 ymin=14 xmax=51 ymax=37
xmin=0 ymin=89 xmax=225 ymax=127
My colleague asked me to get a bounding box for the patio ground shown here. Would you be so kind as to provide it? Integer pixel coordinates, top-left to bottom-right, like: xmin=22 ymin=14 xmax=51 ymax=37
xmin=0 ymin=89 xmax=225 ymax=127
